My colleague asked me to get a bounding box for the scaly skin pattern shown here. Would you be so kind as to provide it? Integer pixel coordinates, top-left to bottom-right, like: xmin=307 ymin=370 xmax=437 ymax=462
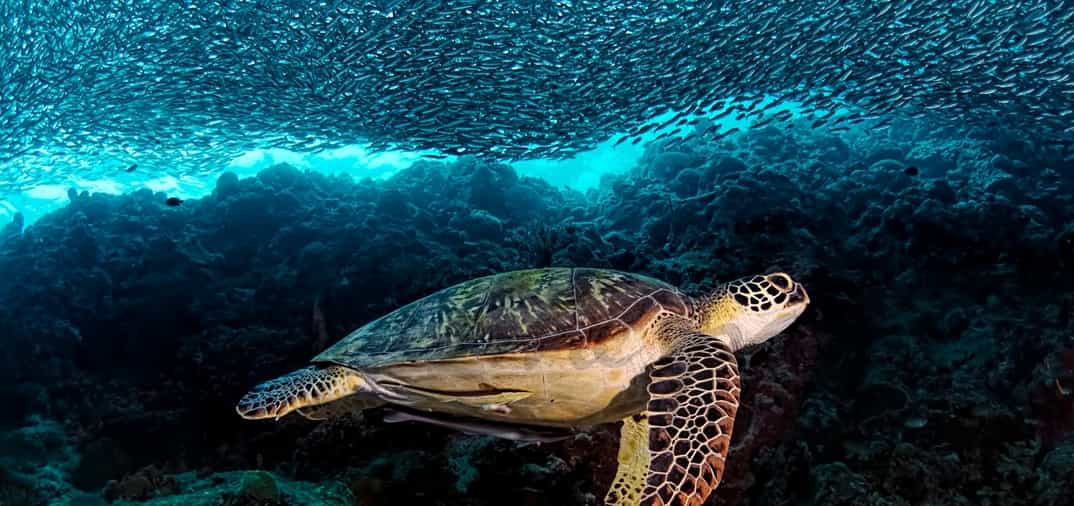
xmin=235 ymin=365 xmax=364 ymax=420
xmin=605 ymin=273 xmax=807 ymax=506
xmin=698 ymin=273 xmax=807 ymax=350
xmin=642 ymin=317 xmax=741 ymax=506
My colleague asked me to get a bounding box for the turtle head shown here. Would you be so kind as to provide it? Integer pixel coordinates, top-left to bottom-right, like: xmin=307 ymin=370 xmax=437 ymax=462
xmin=699 ymin=272 xmax=808 ymax=351
xmin=236 ymin=365 xmax=366 ymax=421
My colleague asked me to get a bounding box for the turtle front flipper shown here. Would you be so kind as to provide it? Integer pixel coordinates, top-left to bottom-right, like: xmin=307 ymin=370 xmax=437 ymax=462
xmin=236 ymin=365 xmax=368 ymax=420
xmin=633 ymin=330 xmax=741 ymax=506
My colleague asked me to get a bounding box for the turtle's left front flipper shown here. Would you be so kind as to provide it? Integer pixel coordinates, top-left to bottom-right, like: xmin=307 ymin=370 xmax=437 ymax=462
xmin=639 ymin=332 xmax=741 ymax=506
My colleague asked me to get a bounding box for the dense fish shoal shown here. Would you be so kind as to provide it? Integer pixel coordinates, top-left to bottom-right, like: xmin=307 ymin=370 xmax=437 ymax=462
xmin=0 ymin=0 xmax=1072 ymax=191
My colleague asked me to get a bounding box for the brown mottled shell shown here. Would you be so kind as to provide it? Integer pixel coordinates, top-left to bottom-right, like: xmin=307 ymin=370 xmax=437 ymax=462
xmin=314 ymin=268 xmax=693 ymax=368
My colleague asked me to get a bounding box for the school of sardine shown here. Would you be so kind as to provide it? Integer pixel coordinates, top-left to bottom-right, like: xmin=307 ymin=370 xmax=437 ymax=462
xmin=1 ymin=0 xmax=1073 ymax=191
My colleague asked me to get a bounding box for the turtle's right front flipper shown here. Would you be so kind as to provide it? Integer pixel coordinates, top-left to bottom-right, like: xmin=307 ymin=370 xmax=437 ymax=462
xmin=605 ymin=327 xmax=742 ymax=506
xmin=236 ymin=365 xmax=368 ymax=420
xmin=639 ymin=334 xmax=741 ymax=506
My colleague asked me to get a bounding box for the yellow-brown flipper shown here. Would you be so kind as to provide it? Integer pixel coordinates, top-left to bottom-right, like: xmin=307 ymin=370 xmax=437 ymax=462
xmin=604 ymin=413 xmax=650 ymax=506
xmin=296 ymin=396 xmax=385 ymax=421
xmin=236 ymin=365 xmax=367 ymax=420
xmin=637 ymin=322 xmax=741 ymax=506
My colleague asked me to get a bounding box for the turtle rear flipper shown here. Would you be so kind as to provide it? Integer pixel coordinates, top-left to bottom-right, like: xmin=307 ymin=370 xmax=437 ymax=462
xmin=236 ymin=365 xmax=369 ymax=420
xmin=297 ymin=396 xmax=385 ymax=421
xmin=604 ymin=414 xmax=649 ymax=506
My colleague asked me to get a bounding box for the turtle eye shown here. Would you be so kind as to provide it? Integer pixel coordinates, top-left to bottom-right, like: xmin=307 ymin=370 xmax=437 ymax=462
xmin=768 ymin=273 xmax=792 ymax=290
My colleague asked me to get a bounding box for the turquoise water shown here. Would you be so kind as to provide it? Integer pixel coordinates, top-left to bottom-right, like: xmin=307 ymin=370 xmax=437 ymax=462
xmin=1 ymin=100 xmax=805 ymax=225
xmin=3 ymin=1 xmax=1074 ymax=505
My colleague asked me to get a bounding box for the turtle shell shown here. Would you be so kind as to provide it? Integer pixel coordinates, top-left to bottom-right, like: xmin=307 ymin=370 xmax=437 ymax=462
xmin=315 ymin=267 xmax=693 ymax=368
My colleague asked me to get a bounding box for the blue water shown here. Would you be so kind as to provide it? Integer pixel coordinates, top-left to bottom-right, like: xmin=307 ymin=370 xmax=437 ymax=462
xmin=0 ymin=102 xmax=795 ymax=226
xmin=3 ymin=1 xmax=1074 ymax=505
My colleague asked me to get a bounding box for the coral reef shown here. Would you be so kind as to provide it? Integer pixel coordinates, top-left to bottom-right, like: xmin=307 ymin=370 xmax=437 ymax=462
xmin=0 ymin=417 xmax=80 ymax=505
xmin=1 ymin=122 xmax=1073 ymax=504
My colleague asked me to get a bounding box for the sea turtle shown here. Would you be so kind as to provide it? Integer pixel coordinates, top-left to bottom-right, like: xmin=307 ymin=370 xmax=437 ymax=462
xmin=237 ymin=268 xmax=809 ymax=506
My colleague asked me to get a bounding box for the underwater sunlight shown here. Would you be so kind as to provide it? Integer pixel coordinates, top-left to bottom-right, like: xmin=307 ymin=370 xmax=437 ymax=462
xmin=2 ymin=1 xmax=1074 ymax=505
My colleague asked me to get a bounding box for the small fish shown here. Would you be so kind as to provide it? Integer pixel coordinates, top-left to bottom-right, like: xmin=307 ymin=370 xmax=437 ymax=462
xmin=711 ymin=108 xmax=735 ymax=120
xmin=712 ymin=127 xmax=739 ymax=140
xmin=0 ymin=0 xmax=1073 ymax=175
xmin=904 ymin=165 xmax=919 ymax=176
xmin=125 ymin=164 xmax=138 ymax=172
xmin=632 ymin=122 xmax=659 ymax=136
xmin=165 ymin=197 xmax=183 ymax=206
xmin=903 ymin=416 xmax=928 ymax=429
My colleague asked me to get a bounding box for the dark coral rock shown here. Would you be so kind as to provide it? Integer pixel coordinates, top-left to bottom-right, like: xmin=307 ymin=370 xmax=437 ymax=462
xmin=853 ymin=383 xmax=910 ymax=421
xmin=1031 ymin=349 xmax=1074 ymax=447
xmin=376 ymin=188 xmax=414 ymax=216
xmin=2 ymin=119 xmax=1074 ymax=506
xmin=465 ymin=160 xmax=520 ymax=218
xmin=0 ymin=464 xmax=37 ymax=506
xmin=103 ymin=465 xmax=180 ymax=502
xmin=213 ymin=171 xmax=241 ymax=200
xmin=72 ymin=438 xmax=134 ymax=491
xmin=647 ymin=150 xmax=701 ymax=179
xmin=744 ymin=126 xmax=798 ymax=160
xmin=1058 ymin=227 xmax=1074 ymax=268
xmin=0 ymin=212 xmax=22 ymax=248
xmin=1037 ymin=439 xmax=1074 ymax=502
xmin=815 ymin=135 xmax=852 ymax=163
xmin=810 ymin=462 xmax=871 ymax=505
xmin=985 ymin=174 xmax=1025 ymax=201
xmin=257 ymin=163 xmax=307 ymax=191
xmin=937 ymin=307 xmax=971 ymax=340
xmin=924 ymin=179 xmax=958 ymax=205
xmin=707 ymin=155 xmax=747 ymax=178
xmin=669 ymin=167 xmax=702 ymax=197
xmin=237 ymin=470 xmax=280 ymax=503
xmin=0 ymin=420 xmax=67 ymax=470
xmin=863 ymin=146 xmax=905 ymax=168
xmin=866 ymin=159 xmax=914 ymax=192
xmin=907 ymin=145 xmax=959 ymax=178
xmin=517 ymin=224 xmax=587 ymax=268
xmin=451 ymin=210 xmax=504 ymax=242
